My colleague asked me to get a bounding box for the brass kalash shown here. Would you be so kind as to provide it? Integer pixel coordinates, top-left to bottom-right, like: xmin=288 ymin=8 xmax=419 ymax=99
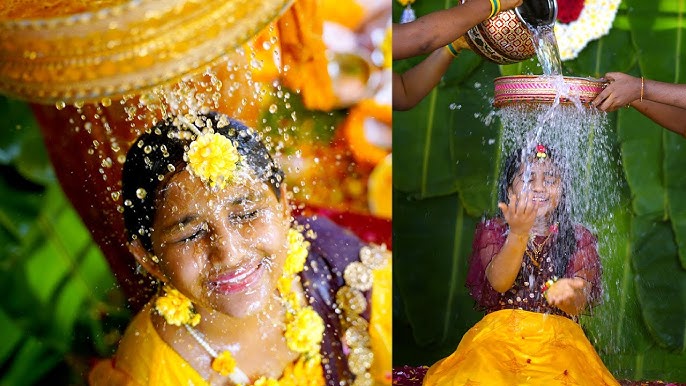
xmin=450 ymin=0 xmax=606 ymax=107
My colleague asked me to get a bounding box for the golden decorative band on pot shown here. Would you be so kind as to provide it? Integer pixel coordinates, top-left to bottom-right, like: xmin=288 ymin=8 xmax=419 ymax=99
xmin=0 ymin=0 xmax=292 ymax=104
xmin=493 ymin=75 xmax=607 ymax=108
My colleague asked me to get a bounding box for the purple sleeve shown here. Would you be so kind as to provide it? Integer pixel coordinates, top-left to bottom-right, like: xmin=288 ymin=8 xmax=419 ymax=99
xmin=566 ymin=225 xmax=603 ymax=308
xmin=465 ymin=219 xmax=508 ymax=309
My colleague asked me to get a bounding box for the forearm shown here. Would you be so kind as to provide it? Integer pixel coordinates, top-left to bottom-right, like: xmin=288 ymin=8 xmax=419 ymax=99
xmin=486 ymin=232 xmax=528 ymax=293
xmin=392 ymin=0 xmax=490 ymax=60
xmin=393 ymin=48 xmax=454 ymax=111
xmin=641 ymin=79 xmax=686 ymax=110
xmin=633 ymin=100 xmax=686 ymax=137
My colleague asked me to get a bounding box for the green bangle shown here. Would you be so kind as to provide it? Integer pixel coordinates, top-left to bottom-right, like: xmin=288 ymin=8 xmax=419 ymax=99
xmin=446 ymin=42 xmax=460 ymax=57
xmin=489 ymin=0 xmax=500 ymax=18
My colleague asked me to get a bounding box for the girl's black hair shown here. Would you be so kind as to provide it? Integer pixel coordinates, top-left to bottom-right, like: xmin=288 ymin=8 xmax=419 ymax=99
xmin=497 ymin=147 xmax=575 ymax=277
xmin=122 ymin=112 xmax=284 ymax=251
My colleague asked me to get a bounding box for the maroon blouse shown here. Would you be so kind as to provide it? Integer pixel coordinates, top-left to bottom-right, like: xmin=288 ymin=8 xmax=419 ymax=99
xmin=465 ymin=218 xmax=603 ymax=320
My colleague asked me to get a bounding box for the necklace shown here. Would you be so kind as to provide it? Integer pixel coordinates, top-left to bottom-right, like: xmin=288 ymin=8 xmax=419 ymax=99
xmin=184 ymin=324 xmax=250 ymax=384
xmin=525 ymin=232 xmax=553 ymax=267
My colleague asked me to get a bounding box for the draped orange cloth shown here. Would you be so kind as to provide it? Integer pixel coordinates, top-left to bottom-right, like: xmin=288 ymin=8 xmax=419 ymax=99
xmin=423 ymin=309 xmax=620 ymax=386
xmin=277 ymin=0 xmax=336 ymax=111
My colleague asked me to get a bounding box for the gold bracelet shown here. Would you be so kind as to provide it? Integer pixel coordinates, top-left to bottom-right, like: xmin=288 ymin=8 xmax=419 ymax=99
xmin=640 ymin=76 xmax=644 ymax=102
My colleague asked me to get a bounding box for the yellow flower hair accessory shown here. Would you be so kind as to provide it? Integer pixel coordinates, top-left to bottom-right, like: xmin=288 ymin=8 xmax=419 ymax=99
xmin=185 ymin=131 xmax=242 ymax=189
xmin=155 ymin=286 xmax=201 ymax=327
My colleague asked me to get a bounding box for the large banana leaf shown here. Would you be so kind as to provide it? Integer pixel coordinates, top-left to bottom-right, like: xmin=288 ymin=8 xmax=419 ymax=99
xmin=0 ymin=96 xmax=130 ymax=385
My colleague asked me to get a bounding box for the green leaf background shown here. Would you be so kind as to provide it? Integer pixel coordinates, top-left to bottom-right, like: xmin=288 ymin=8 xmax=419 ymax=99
xmin=0 ymin=98 xmax=130 ymax=385
xmin=394 ymin=0 xmax=686 ymax=381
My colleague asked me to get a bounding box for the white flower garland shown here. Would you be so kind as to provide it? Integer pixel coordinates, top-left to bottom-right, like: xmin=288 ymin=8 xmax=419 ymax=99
xmin=554 ymin=0 xmax=622 ymax=61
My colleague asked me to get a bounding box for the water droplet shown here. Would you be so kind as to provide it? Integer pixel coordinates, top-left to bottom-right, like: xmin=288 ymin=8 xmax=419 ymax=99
xmin=124 ymin=199 xmax=133 ymax=207
xmin=73 ymin=100 xmax=85 ymax=109
xmin=111 ymin=191 xmax=121 ymax=201
xmin=167 ymin=164 xmax=176 ymax=173
xmin=136 ymin=188 xmax=147 ymax=200
xmin=55 ymin=101 xmax=66 ymax=110
xmin=143 ymin=145 xmax=152 ymax=154
xmin=269 ymin=104 xmax=278 ymax=114
xmin=101 ymin=97 xmax=112 ymax=107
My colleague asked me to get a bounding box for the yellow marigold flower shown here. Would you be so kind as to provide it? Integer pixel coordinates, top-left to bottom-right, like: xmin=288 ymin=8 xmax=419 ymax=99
xmin=279 ymin=355 xmax=324 ymax=386
xmin=186 ymin=132 xmax=241 ymax=189
xmin=285 ymin=307 xmax=324 ymax=354
xmin=381 ymin=27 xmax=391 ymax=69
xmin=253 ymin=377 xmax=279 ymax=386
xmin=155 ymin=287 xmax=200 ymax=326
xmin=211 ymin=350 xmax=237 ymax=376
xmin=283 ymin=229 xmax=309 ymax=276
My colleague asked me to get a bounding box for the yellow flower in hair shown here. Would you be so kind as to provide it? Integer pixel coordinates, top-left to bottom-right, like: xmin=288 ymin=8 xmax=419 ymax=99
xmin=155 ymin=286 xmax=201 ymax=327
xmin=283 ymin=229 xmax=310 ymax=276
xmin=186 ymin=132 xmax=241 ymax=189
xmin=211 ymin=350 xmax=237 ymax=376
xmin=284 ymin=307 xmax=325 ymax=354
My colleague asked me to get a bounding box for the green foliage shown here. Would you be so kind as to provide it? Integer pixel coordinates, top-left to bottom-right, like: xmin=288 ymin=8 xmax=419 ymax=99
xmin=0 ymin=96 xmax=130 ymax=385
xmin=393 ymin=0 xmax=686 ymax=381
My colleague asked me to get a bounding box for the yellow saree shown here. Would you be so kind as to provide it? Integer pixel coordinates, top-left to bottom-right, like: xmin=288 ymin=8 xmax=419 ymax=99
xmin=423 ymin=309 xmax=619 ymax=386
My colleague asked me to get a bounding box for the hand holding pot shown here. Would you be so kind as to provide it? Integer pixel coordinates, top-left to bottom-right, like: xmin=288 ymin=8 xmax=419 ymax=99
xmin=500 ymin=0 xmax=524 ymax=12
xmin=591 ymin=72 xmax=642 ymax=112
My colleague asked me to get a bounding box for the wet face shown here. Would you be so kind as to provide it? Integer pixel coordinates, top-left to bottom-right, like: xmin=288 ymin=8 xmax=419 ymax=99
xmin=509 ymin=158 xmax=562 ymax=220
xmin=149 ymin=170 xmax=289 ymax=319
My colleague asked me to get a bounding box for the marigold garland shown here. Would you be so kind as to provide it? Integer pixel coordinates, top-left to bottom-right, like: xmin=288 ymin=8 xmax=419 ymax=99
xmin=154 ymin=227 xmax=325 ymax=385
xmin=154 ymin=286 xmax=200 ymax=327
xmin=185 ymin=131 xmax=241 ymax=189
xmin=283 ymin=229 xmax=310 ymax=276
xmin=554 ymin=0 xmax=621 ymax=61
xmin=211 ymin=350 xmax=237 ymax=376
xmin=284 ymin=307 xmax=326 ymax=354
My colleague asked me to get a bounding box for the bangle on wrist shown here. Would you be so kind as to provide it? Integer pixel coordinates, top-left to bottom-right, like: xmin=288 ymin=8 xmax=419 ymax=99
xmin=445 ymin=42 xmax=460 ymax=57
xmin=640 ymin=76 xmax=644 ymax=102
xmin=541 ymin=276 xmax=559 ymax=299
xmin=488 ymin=0 xmax=501 ymax=18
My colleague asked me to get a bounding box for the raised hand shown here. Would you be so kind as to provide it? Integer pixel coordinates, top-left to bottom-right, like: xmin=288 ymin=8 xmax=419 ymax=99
xmin=591 ymin=72 xmax=642 ymax=112
xmin=498 ymin=190 xmax=537 ymax=237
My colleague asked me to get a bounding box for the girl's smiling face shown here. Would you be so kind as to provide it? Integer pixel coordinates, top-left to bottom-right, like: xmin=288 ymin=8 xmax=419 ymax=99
xmin=509 ymin=158 xmax=562 ymax=220
xmin=149 ymin=170 xmax=290 ymax=318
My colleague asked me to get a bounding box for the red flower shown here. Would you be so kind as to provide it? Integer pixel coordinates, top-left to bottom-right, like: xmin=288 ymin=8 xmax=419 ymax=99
xmin=535 ymin=144 xmax=547 ymax=153
xmin=557 ymin=0 xmax=585 ymax=24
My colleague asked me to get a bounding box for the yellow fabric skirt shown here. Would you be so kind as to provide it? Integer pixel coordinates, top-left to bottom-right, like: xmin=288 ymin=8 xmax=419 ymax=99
xmin=423 ymin=309 xmax=620 ymax=386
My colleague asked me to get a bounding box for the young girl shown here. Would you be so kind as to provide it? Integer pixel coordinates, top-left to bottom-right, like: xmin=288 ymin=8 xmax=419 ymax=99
xmin=422 ymin=144 xmax=619 ymax=385
xmin=88 ymin=112 xmax=391 ymax=385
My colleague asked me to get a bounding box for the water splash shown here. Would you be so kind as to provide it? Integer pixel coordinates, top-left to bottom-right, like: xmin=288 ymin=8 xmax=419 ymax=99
xmin=530 ymin=25 xmax=563 ymax=76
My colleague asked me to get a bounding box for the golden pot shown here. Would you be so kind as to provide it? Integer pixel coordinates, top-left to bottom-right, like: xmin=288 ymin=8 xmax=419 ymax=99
xmin=453 ymin=0 xmax=557 ymax=64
